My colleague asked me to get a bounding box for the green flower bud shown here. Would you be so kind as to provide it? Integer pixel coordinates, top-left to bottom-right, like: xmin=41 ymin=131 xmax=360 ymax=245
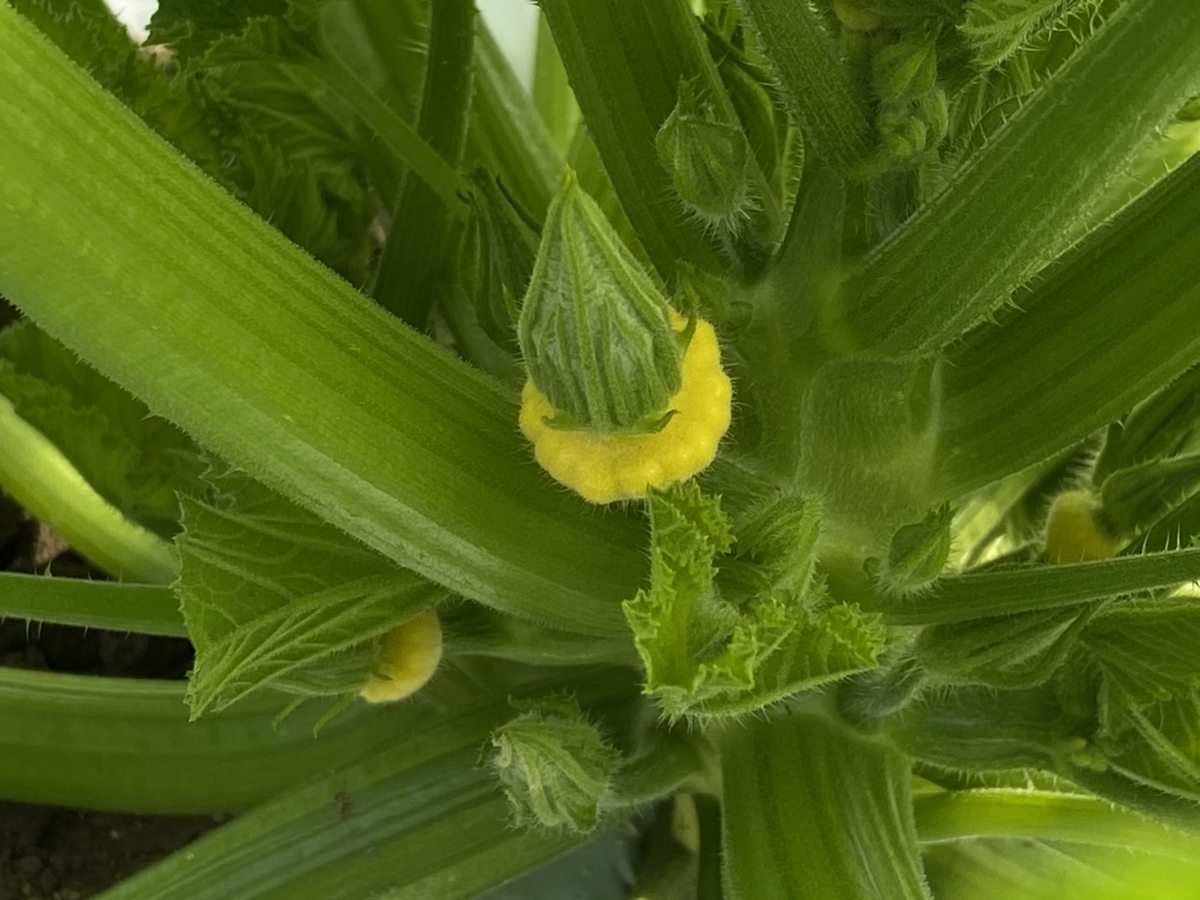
xmin=914 ymin=87 xmax=949 ymax=148
xmin=457 ymin=169 xmax=540 ymax=349
xmin=656 ymin=80 xmax=754 ymax=234
xmin=872 ymin=30 xmax=938 ymax=100
xmin=877 ymin=105 xmax=928 ymax=158
xmin=487 ymin=696 xmax=621 ymax=833
xmin=518 ymin=171 xmax=684 ymax=434
xmin=880 ymin=503 xmax=953 ymax=595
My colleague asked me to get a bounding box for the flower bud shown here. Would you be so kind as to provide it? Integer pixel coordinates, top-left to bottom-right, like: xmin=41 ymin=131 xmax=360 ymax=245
xmin=1043 ymin=490 xmax=1121 ymax=563
xmin=656 ymin=80 xmax=754 ymax=234
xmin=915 ymin=87 xmax=949 ymax=147
xmin=487 ymin=696 xmax=621 ymax=833
xmin=359 ymin=609 xmax=443 ymax=703
xmin=833 ymin=0 xmax=882 ymax=32
xmin=878 ymin=106 xmax=928 ymax=158
xmin=880 ymin=503 xmax=953 ymax=595
xmin=518 ymin=171 xmax=684 ymax=434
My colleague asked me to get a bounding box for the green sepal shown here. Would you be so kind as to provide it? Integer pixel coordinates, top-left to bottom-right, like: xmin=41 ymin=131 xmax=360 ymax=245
xmin=541 ymin=407 xmax=680 ymax=437
xmin=487 ymin=694 xmax=622 ymax=833
xmin=876 ymin=503 xmax=955 ymax=596
xmin=517 ymin=171 xmax=683 ymax=434
xmin=656 ymin=78 xmax=755 ymax=235
xmin=622 ymin=483 xmax=885 ymax=723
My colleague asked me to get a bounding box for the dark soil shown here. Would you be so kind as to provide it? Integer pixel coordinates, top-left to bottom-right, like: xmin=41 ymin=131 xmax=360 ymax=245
xmin=0 ymin=474 xmax=216 ymax=899
xmin=0 ymin=803 xmax=227 ymax=900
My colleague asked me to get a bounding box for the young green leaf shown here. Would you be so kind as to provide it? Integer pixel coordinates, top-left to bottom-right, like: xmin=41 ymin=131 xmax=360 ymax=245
xmin=177 ymin=471 xmax=445 ymax=716
xmin=623 ymin=483 xmax=885 ymax=722
xmin=737 ymin=0 xmax=874 ymax=170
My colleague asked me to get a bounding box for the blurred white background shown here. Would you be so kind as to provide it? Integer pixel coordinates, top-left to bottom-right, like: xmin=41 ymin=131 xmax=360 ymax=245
xmin=104 ymin=0 xmax=539 ymax=87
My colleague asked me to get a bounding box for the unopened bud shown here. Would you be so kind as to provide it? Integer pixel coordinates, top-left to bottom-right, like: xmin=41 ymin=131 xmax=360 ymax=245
xmin=487 ymin=696 xmax=621 ymax=833
xmin=656 ymin=80 xmax=754 ymax=234
xmin=518 ymin=171 xmax=684 ymax=434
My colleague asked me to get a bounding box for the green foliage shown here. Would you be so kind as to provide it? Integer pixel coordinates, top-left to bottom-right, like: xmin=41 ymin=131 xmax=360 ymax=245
xmin=623 ymin=483 xmax=885 ymax=722
xmin=177 ymin=470 xmax=445 ymax=716
xmin=0 ymin=321 xmax=204 ymax=535
xmin=5 ymin=0 xmax=1200 ymax=895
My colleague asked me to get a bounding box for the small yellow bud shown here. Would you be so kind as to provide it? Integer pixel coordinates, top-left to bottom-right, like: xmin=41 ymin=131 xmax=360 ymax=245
xmin=520 ymin=314 xmax=731 ymax=504
xmin=1043 ymin=491 xmax=1122 ymax=564
xmin=359 ymin=609 xmax=443 ymax=703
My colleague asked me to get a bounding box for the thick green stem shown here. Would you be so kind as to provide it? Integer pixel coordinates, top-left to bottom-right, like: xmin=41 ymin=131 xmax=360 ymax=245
xmin=737 ymin=0 xmax=873 ymax=170
xmin=540 ymin=0 xmax=733 ymax=278
xmin=308 ymin=55 xmax=468 ymax=218
xmin=94 ymin=668 xmax=635 ymax=900
xmin=0 ymin=394 xmax=176 ymax=583
xmin=0 ymin=6 xmax=646 ymax=636
xmin=839 ymin=0 xmax=1200 ymax=356
xmin=721 ymin=713 xmax=931 ymax=900
xmin=470 ymin=25 xmax=563 ymax=220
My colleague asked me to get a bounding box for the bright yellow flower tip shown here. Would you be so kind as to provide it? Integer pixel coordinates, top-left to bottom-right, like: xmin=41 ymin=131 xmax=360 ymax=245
xmin=359 ymin=609 xmax=443 ymax=704
xmin=520 ymin=317 xmax=732 ymax=504
xmin=1044 ymin=490 xmax=1122 ymax=564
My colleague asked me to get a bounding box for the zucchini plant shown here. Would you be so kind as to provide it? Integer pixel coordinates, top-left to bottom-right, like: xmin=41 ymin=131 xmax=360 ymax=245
xmin=3 ymin=0 xmax=1200 ymax=896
